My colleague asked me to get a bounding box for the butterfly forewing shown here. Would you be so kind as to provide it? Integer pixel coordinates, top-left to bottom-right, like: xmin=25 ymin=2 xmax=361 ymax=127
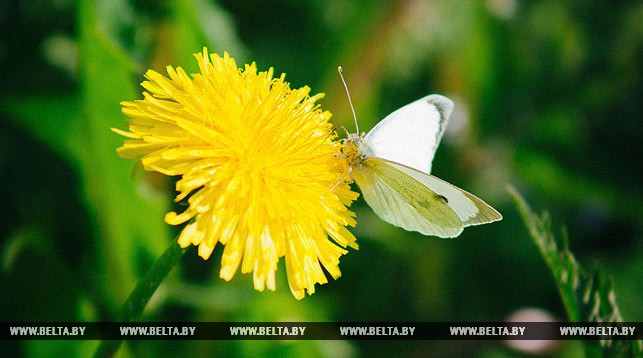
xmin=352 ymin=157 xmax=464 ymax=238
xmin=344 ymin=92 xmax=501 ymax=238
xmin=362 ymin=95 xmax=453 ymax=174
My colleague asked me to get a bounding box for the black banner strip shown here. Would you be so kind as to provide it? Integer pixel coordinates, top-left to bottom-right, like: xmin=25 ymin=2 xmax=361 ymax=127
xmin=3 ymin=322 xmax=642 ymax=340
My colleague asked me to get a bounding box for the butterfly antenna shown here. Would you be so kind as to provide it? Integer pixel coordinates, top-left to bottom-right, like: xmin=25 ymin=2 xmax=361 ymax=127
xmin=338 ymin=66 xmax=359 ymax=134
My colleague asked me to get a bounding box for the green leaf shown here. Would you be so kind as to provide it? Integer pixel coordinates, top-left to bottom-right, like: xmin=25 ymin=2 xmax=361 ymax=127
xmin=2 ymin=95 xmax=82 ymax=165
xmin=77 ymin=0 xmax=170 ymax=309
xmin=508 ymin=186 xmax=643 ymax=358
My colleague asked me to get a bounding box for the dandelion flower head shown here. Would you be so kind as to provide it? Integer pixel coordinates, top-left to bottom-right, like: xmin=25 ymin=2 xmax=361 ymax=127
xmin=114 ymin=48 xmax=358 ymax=299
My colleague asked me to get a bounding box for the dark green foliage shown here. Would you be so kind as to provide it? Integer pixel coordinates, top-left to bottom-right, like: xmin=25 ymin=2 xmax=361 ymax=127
xmin=1 ymin=0 xmax=641 ymax=356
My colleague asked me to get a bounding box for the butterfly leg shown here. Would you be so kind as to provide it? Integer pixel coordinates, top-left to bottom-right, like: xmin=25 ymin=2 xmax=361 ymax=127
xmin=329 ymin=166 xmax=353 ymax=192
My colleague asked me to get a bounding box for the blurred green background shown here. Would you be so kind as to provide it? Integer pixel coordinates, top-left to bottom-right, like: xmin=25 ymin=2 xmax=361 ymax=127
xmin=1 ymin=0 xmax=641 ymax=356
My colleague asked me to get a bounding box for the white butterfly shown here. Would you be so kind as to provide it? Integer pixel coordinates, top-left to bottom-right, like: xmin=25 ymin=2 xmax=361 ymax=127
xmin=338 ymin=69 xmax=502 ymax=238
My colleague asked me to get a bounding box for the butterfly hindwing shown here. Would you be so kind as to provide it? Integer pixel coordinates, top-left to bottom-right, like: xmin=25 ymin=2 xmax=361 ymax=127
xmin=352 ymin=157 xmax=464 ymax=238
xmin=383 ymin=159 xmax=503 ymax=226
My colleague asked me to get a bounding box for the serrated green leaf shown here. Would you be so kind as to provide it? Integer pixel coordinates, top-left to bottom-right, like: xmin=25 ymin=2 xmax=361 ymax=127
xmin=508 ymin=185 xmax=642 ymax=358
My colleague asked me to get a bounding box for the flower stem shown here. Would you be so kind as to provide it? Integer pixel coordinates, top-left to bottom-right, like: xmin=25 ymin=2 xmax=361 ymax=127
xmin=94 ymin=240 xmax=188 ymax=357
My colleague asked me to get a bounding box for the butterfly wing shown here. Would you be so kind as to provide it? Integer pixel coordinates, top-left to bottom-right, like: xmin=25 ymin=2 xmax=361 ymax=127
xmin=352 ymin=94 xmax=501 ymax=237
xmin=352 ymin=157 xmax=464 ymax=238
xmin=362 ymin=94 xmax=453 ymax=174
xmin=382 ymin=159 xmax=503 ymax=226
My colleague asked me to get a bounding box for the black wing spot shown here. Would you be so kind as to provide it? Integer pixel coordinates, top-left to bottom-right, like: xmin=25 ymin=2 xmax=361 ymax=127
xmin=436 ymin=194 xmax=448 ymax=204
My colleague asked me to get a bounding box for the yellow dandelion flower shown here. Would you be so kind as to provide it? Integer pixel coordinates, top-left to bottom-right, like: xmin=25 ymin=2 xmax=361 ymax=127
xmin=113 ymin=48 xmax=359 ymax=299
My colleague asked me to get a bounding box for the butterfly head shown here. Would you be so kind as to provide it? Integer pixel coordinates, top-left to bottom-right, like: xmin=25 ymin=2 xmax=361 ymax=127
xmin=336 ymin=66 xmax=367 ymax=172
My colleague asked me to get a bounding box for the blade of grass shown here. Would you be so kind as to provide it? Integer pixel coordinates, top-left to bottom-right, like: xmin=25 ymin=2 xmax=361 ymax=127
xmin=508 ymin=185 xmax=642 ymax=357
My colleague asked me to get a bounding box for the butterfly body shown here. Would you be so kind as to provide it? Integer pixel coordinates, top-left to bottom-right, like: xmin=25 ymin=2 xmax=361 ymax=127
xmin=340 ymin=94 xmax=502 ymax=238
xmin=342 ymin=132 xmax=367 ymax=169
